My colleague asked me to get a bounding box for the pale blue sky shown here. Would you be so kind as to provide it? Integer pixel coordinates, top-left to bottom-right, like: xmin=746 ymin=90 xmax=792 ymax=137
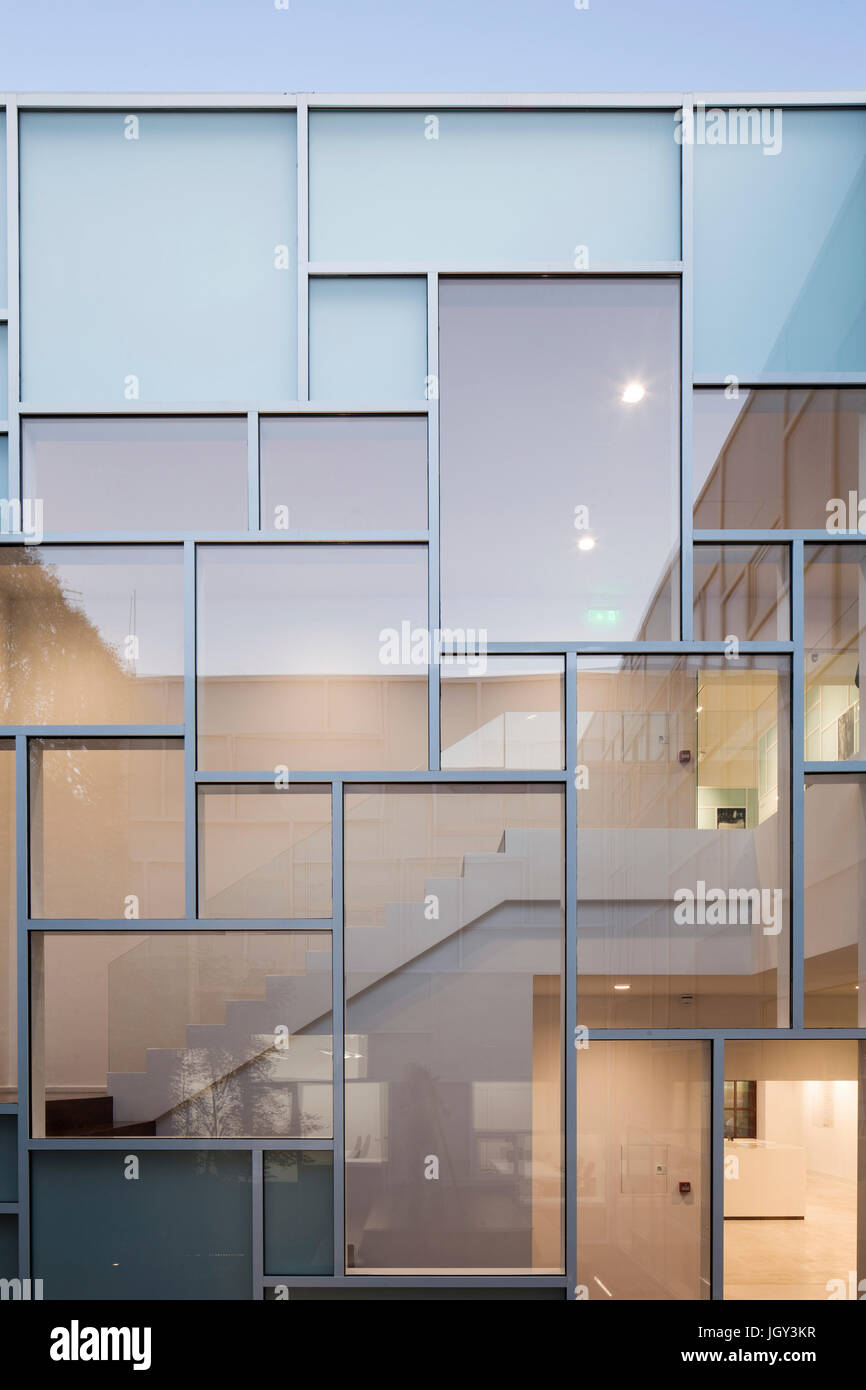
xmin=0 ymin=0 xmax=862 ymax=94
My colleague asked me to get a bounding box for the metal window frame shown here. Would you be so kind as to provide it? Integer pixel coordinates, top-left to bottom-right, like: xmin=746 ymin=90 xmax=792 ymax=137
xmin=1 ymin=90 xmax=865 ymax=1302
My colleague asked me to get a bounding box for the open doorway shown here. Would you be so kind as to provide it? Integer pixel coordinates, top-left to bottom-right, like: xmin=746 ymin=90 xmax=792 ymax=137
xmin=724 ymin=1040 xmax=864 ymax=1300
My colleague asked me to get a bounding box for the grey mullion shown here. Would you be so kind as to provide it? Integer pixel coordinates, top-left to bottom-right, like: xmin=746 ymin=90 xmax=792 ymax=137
xmin=564 ymin=651 xmax=577 ymax=1297
xmin=15 ymin=733 xmax=30 ymax=1278
xmin=711 ymin=1037 xmax=725 ymax=1299
xmin=790 ymin=537 xmax=805 ymax=1028
xmin=427 ymin=271 xmax=440 ymax=772
xmin=332 ymin=778 xmax=344 ymax=1276
xmin=680 ymin=97 xmax=694 ymax=640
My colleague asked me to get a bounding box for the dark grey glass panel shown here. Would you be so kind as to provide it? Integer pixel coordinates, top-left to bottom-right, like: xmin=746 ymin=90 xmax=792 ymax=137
xmin=440 ymin=278 xmax=680 ymax=642
xmin=0 ymin=1216 xmax=16 ymax=1279
xmin=263 ymin=1151 xmax=333 ymax=1275
xmin=22 ymin=417 xmax=249 ymax=533
xmin=260 ymin=416 xmax=427 ymax=531
xmin=31 ymin=1149 xmax=252 ymax=1299
xmin=0 ymin=1115 xmax=16 ymax=1201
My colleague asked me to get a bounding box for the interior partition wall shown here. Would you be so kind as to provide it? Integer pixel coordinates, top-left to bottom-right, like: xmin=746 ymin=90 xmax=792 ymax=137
xmin=1 ymin=92 xmax=865 ymax=1301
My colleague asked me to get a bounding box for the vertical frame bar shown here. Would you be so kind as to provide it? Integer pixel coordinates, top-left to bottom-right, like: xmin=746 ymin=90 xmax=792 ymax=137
xmin=251 ymin=1147 xmax=264 ymax=1300
xmin=711 ymin=1035 xmax=724 ymax=1299
xmin=565 ymin=651 xmax=578 ymax=1296
xmin=6 ymin=103 xmax=20 ymax=504
xmin=790 ymin=537 xmax=805 ymax=1028
xmin=15 ymin=733 xmax=29 ymax=1276
xmin=183 ymin=540 xmax=197 ymax=919
xmin=296 ymin=99 xmax=309 ymax=403
xmin=247 ymin=409 xmax=260 ymax=532
xmin=679 ymin=98 xmax=695 ymax=641
xmin=332 ymin=777 xmax=344 ymax=1275
xmin=427 ymin=271 xmax=440 ymax=771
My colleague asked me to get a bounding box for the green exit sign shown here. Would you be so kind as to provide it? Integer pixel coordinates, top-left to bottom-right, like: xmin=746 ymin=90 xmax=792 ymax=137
xmin=586 ymin=608 xmax=621 ymax=625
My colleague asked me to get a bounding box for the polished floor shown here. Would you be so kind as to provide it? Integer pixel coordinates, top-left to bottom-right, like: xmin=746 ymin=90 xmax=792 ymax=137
xmin=724 ymin=1173 xmax=857 ymax=1300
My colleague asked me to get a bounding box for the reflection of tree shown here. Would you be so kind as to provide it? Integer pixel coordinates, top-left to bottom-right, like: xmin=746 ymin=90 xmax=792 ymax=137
xmin=159 ymin=1039 xmax=332 ymax=1138
xmin=0 ymin=548 xmax=128 ymax=723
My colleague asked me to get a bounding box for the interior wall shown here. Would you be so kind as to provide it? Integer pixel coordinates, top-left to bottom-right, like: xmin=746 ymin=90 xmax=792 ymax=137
xmin=759 ymin=1079 xmax=858 ymax=1181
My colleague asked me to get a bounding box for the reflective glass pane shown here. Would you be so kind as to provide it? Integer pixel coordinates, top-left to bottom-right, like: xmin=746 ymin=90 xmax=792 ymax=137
xmin=440 ymin=655 xmax=564 ymax=769
xmin=20 ymin=111 xmax=298 ymax=403
xmin=31 ymin=1149 xmax=252 ymax=1299
xmin=805 ymin=776 xmax=866 ymax=1026
xmin=694 ymin=388 xmax=866 ymax=531
xmin=0 ymin=546 xmax=184 ymax=724
xmin=198 ymin=785 xmax=332 ymax=919
xmin=440 ymin=278 xmax=679 ymax=641
xmin=263 ymin=1151 xmax=333 ymax=1275
xmin=578 ymin=1040 xmax=711 ymax=1300
xmin=32 ymin=931 xmax=333 ymax=1138
xmin=804 ymin=545 xmax=866 ymax=763
xmin=260 ymin=415 xmax=427 ymax=531
xmin=344 ymin=784 xmax=564 ymax=1274
xmin=723 ymin=1040 xmax=864 ymax=1300
xmin=29 ymin=738 xmax=185 ymax=919
xmin=0 ymin=111 xmax=6 ymax=308
xmin=0 ymin=1216 xmax=17 ymax=1280
xmin=309 ymin=109 xmax=680 ymax=263
xmin=309 ymin=278 xmax=427 ymax=402
xmin=0 ymin=742 xmax=14 ymax=1102
xmin=0 ymin=436 xmax=8 ymax=499
xmin=693 ymin=544 xmax=790 ymax=641
xmin=694 ymin=109 xmax=866 ymax=375
xmin=197 ymin=545 xmax=428 ymax=772
xmin=23 ymin=418 xmax=249 ymax=533
xmin=0 ymin=326 xmax=6 ymax=420
xmin=577 ymin=656 xmax=790 ymax=1028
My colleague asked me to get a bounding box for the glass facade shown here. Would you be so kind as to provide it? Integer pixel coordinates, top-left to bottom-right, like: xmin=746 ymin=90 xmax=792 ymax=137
xmin=0 ymin=94 xmax=864 ymax=1304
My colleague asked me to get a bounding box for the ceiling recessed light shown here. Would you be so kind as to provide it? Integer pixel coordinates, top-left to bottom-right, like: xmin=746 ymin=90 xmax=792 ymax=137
xmin=578 ymin=535 xmax=596 ymax=551
xmin=622 ymin=382 xmax=646 ymax=404
xmin=613 ymin=983 xmax=631 ymax=991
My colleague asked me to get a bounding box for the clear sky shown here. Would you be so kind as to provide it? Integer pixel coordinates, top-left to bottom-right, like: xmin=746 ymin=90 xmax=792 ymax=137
xmin=0 ymin=0 xmax=862 ymax=94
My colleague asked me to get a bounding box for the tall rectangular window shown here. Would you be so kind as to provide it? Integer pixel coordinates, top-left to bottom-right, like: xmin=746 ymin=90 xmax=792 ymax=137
xmin=29 ymin=738 xmax=185 ymax=919
xmin=20 ymin=111 xmax=298 ymax=403
xmin=0 ymin=546 xmax=184 ymax=725
xmin=805 ymin=776 xmax=866 ymax=1026
xmin=440 ymin=278 xmax=680 ymax=641
xmin=804 ymin=545 xmax=866 ymax=763
xmin=0 ymin=742 xmax=14 ymax=1103
xmin=197 ymin=545 xmax=428 ymax=771
xmin=22 ymin=418 xmax=249 ymax=533
xmin=344 ymin=784 xmax=564 ymax=1274
xmin=31 ymin=931 xmax=333 ymax=1138
xmin=694 ymin=109 xmax=866 ymax=375
xmin=578 ymin=1040 xmax=711 ymax=1300
xmin=577 ymin=656 xmax=790 ymax=1028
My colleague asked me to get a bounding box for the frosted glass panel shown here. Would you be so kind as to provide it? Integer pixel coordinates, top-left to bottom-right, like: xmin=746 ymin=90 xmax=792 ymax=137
xmin=0 ymin=325 xmax=7 ymax=420
xmin=310 ymin=110 xmax=680 ymax=263
xmin=20 ymin=111 xmax=298 ymax=403
xmin=0 ymin=437 xmax=7 ymax=499
xmin=694 ymin=109 xmax=866 ymax=375
xmin=309 ymin=278 xmax=427 ymax=402
xmin=0 ymin=112 xmax=6 ymax=308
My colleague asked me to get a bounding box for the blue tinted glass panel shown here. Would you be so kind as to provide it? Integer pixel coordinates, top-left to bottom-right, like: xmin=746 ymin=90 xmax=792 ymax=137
xmin=0 ymin=325 xmax=7 ymax=420
xmin=31 ymin=1149 xmax=252 ymax=1299
xmin=309 ymin=278 xmax=427 ymax=402
xmin=0 ymin=1115 xmax=15 ymax=1201
xmin=0 ymin=112 xmax=6 ymax=307
xmin=694 ymin=109 xmax=866 ymax=375
xmin=263 ymin=1151 xmax=333 ymax=1275
xmin=20 ymin=112 xmax=298 ymax=403
xmin=0 ymin=437 xmax=7 ymax=498
xmin=310 ymin=110 xmax=680 ymax=263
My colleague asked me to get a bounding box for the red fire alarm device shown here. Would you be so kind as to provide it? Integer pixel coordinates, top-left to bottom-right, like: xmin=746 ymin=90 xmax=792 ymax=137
xmin=679 ymin=1181 xmax=691 ymax=1195
xmin=678 ymin=750 xmax=691 ymax=764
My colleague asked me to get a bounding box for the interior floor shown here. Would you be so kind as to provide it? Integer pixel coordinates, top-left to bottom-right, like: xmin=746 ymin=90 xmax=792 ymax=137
xmin=724 ymin=1172 xmax=857 ymax=1300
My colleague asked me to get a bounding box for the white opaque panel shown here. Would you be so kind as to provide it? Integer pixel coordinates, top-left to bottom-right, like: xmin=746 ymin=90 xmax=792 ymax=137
xmin=19 ymin=111 xmax=298 ymax=403
xmin=309 ymin=110 xmax=681 ymax=264
xmin=694 ymin=108 xmax=866 ymax=376
xmin=309 ymin=277 xmax=427 ymax=402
